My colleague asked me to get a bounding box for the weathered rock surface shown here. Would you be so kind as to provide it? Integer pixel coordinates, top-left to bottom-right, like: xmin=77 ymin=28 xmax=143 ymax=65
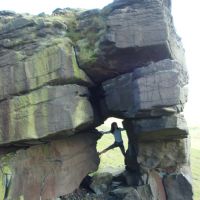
xmin=0 ymin=132 xmax=99 ymax=200
xmin=90 ymin=172 xmax=113 ymax=195
xmin=0 ymin=14 xmax=93 ymax=101
xmin=137 ymin=139 xmax=189 ymax=169
xmin=111 ymin=185 xmax=153 ymax=200
xmin=75 ymin=0 xmax=185 ymax=82
xmin=0 ymin=85 xmax=94 ymax=145
xmin=163 ymin=173 xmax=193 ymax=200
xmin=111 ymin=187 xmax=140 ymax=200
xmin=123 ymin=114 xmax=188 ymax=141
xmin=136 ymin=184 xmax=154 ymax=200
xmin=0 ymin=0 xmax=192 ymax=198
xmin=102 ymin=59 xmax=188 ymax=118
xmin=148 ymin=171 xmax=167 ymax=200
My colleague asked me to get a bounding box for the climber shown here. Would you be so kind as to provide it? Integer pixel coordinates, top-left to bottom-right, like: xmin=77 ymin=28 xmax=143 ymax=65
xmin=98 ymin=122 xmax=126 ymax=156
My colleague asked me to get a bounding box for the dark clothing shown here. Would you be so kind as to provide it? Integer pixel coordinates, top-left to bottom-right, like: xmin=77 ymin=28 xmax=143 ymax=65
xmin=99 ymin=127 xmax=126 ymax=156
xmin=110 ymin=141 xmax=124 ymax=149
xmin=103 ymin=141 xmax=126 ymax=156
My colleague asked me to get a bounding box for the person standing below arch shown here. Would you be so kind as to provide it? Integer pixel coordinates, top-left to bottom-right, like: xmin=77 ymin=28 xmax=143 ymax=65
xmin=99 ymin=122 xmax=126 ymax=156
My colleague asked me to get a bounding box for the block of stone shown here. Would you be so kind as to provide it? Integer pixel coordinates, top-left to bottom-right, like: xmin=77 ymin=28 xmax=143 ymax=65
xmin=136 ymin=184 xmax=153 ymax=200
xmin=136 ymin=139 xmax=189 ymax=169
xmin=0 ymin=40 xmax=93 ymax=101
xmin=163 ymin=173 xmax=193 ymax=200
xmin=111 ymin=186 xmax=140 ymax=199
xmin=123 ymin=114 xmax=188 ymax=141
xmin=78 ymin=0 xmax=185 ymax=82
xmin=148 ymin=171 xmax=167 ymax=200
xmin=0 ymin=85 xmax=94 ymax=145
xmin=90 ymin=172 xmax=113 ymax=195
xmin=102 ymin=59 xmax=188 ymax=118
xmin=0 ymin=132 xmax=99 ymax=200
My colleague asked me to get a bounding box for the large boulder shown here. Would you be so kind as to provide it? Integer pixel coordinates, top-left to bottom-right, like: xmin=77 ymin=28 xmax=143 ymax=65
xmin=136 ymin=139 xmax=189 ymax=170
xmin=0 ymin=132 xmax=99 ymax=200
xmin=123 ymin=114 xmax=188 ymax=141
xmin=102 ymin=59 xmax=188 ymax=118
xmin=163 ymin=173 xmax=193 ymax=200
xmin=0 ymin=14 xmax=93 ymax=101
xmin=75 ymin=0 xmax=184 ymax=82
xmin=0 ymin=41 xmax=93 ymax=101
xmin=0 ymin=85 xmax=95 ymax=145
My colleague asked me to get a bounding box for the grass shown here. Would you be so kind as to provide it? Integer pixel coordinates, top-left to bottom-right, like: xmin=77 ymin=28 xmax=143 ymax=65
xmin=96 ymin=121 xmax=200 ymax=200
xmin=190 ymin=127 xmax=200 ymax=200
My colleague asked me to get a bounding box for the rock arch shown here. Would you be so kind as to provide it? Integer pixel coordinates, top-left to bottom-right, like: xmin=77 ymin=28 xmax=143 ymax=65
xmin=0 ymin=0 xmax=192 ymax=199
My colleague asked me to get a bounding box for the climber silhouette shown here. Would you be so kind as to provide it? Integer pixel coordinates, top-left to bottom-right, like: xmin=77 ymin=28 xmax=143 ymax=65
xmin=99 ymin=122 xmax=126 ymax=156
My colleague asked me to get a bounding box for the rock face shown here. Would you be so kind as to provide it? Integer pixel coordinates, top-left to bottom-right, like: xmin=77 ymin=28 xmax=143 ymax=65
xmin=0 ymin=85 xmax=94 ymax=145
xmin=137 ymin=139 xmax=189 ymax=169
xmin=0 ymin=0 xmax=193 ymax=199
xmin=0 ymin=13 xmax=93 ymax=101
xmin=0 ymin=133 xmax=99 ymax=200
xmin=163 ymin=173 xmax=193 ymax=200
xmin=123 ymin=114 xmax=188 ymax=141
xmin=75 ymin=0 xmax=185 ymax=82
xmin=102 ymin=59 xmax=188 ymax=118
xmin=0 ymin=9 xmax=100 ymax=200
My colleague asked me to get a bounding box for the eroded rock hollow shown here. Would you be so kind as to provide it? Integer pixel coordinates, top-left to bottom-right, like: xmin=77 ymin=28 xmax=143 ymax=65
xmin=0 ymin=0 xmax=193 ymax=199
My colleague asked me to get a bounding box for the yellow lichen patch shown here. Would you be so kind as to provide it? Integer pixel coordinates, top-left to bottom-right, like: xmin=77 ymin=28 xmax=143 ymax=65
xmin=72 ymin=98 xmax=93 ymax=129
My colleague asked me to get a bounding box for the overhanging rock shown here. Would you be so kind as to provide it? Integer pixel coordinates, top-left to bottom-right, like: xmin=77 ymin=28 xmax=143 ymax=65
xmin=0 ymin=38 xmax=93 ymax=101
xmin=0 ymin=85 xmax=94 ymax=145
xmin=77 ymin=0 xmax=185 ymax=82
xmin=123 ymin=114 xmax=188 ymax=141
xmin=102 ymin=59 xmax=188 ymax=118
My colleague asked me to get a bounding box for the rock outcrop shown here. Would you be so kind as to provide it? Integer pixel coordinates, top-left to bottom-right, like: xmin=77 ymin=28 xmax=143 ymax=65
xmin=0 ymin=85 xmax=94 ymax=145
xmin=0 ymin=0 xmax=192 ymax=199
xmin=75 ymin=0 xmax=185 ymax=82
xmin=0 ymin=9 xmax=100 ymax=200
xmin=0 ymin=133 xmax=99 ymax=200
xmin=102 ymin=59 xmax=188 ymax=118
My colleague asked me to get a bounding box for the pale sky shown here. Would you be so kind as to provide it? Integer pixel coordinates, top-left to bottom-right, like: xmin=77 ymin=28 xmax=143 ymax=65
xmin=0 ymin=0 xmax=199 ymax=126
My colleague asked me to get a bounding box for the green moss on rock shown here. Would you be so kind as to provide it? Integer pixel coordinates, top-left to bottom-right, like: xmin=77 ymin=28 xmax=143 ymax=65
xmin=0 ymin=154 xmax=14 ymax=200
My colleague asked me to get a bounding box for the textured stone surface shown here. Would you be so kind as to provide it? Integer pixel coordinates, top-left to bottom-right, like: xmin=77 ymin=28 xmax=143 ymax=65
xmin=102 ymin=59 xmax=188 ymax=118
xmin=0 ymin=13 xmax=93 ymax=101
xmin=1 ymin=132 xmax=99 ymax=200
xmin=163 ymin=173 xmax=193 ymax=200
xmin=123 ymin=114 xmax=188 ymax=141
xmin=76 ymin=0 xmax=185 ymax=82
xmin=111 ymin=187 xmax=140 ymax=199
xmin=137 ymin=139 xmax=189 ymax=169
xmin=148 ymin=171 xmax=167 ymax=200
xmin=0 ymin=0 xmax=192 ymax=198
xmin=0 ymin=41 xmax=93 ymax=101
xmin=90 ymin=172 xmax=113 ymax=195
xmin=136 ymin=184 xmax=153 ymax=200
xmin=0 ymin=85 xmax=94 ymax=145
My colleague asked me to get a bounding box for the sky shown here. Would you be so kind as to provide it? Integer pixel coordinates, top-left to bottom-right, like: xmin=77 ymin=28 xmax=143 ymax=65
xmin=0 ymin=0 xmax=199 ymax=126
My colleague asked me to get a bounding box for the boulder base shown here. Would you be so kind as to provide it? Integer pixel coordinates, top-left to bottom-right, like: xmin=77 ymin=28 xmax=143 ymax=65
xmin=0 ymin=132 xmax=99 ymax=200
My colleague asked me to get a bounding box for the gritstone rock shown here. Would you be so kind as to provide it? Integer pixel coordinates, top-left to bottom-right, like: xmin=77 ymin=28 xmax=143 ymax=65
xmin=102 ymin=59 xmax=188 ymax=118
xmin=0 ymin=132 xmax=99 ymax=200
xmin=0 ymin=85 xmax=94 ymax=145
